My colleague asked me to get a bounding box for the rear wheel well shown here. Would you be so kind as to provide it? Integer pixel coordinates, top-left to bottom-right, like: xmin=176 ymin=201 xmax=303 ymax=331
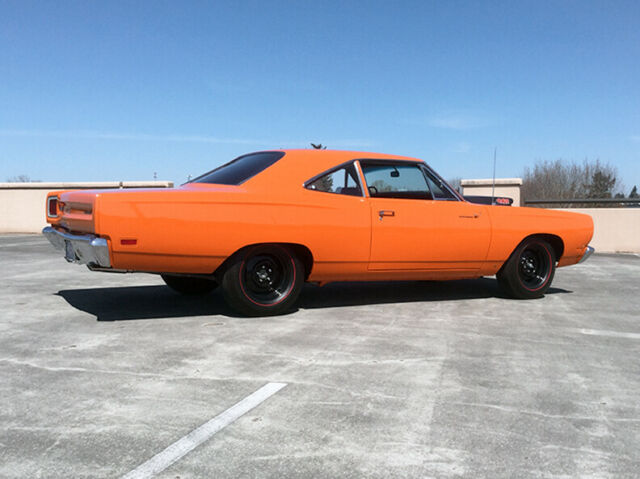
xmin=214 ymin=243 xmax=313 ymax=281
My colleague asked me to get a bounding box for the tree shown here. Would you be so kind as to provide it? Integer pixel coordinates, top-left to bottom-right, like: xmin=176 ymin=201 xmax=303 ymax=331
xmin=587 ymin=169 xmax=616 ymax=199
xmin=315 ymin=175 xmax=334 ymax=192
xmin=447 ymin=177 xmax=462 ymax=193
xmin=521 ymin=159 xmax=621 ymax=207
xmin=630 ymin=185 xmax=639 ymax=198
xmin=6 ymin=174 xmax=39 ymax=182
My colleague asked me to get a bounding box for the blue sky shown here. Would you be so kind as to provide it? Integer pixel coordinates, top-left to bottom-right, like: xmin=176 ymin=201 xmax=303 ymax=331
xmin=1 ymin=0 xmax=639 ymax=190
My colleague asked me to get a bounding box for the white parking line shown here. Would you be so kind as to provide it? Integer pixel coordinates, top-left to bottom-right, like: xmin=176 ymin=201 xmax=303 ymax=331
xmin=121 ymin=382 xmax=287 ymax=479
xmin=579 ymin=329 xmax=640 ymax=340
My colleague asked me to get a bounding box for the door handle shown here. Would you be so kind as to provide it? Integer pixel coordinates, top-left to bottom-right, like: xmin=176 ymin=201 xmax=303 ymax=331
xmin=378 ymin=210 xmax=395 ymax=220
xmin=459 ymin=213 xmax=480 ymax=219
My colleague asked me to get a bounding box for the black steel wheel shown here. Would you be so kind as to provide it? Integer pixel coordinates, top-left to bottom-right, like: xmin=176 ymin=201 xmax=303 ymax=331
xmin=161 ymin=274 xmax=217 ymax=295
xmin=496 ymin=238 xmax=556 ymax=299
xmin=221 ymin=245 xmax=304 ymax=316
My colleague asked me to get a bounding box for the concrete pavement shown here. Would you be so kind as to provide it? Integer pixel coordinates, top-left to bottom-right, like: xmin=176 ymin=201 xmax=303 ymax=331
xmin=1 ymin=235 xmax=639 ymax=478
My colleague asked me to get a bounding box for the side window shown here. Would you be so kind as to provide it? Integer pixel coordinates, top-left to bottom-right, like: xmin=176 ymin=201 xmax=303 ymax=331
xmin=423 ymin=168 xmax=457 ymax=200
xmin=305 ymin=164 xmax=363 ymax=197
xmin=361 ymin=163 xmax=432 ymax=200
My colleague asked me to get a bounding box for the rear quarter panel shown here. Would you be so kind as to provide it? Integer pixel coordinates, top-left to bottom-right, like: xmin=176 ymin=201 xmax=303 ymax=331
xmin=96 ymin=186 xmax=280 ymax=273
xmin=96 ymin=183 xmax=371 ymax=276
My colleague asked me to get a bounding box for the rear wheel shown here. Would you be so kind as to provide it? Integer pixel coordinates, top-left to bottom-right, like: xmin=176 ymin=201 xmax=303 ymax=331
xmin=496 ymin=238 xmax=556 ymax=299
xmin=161 ymin=274 xmax=217 ymax=295
xmin=221 ymin=245 xmax=303 ymax=316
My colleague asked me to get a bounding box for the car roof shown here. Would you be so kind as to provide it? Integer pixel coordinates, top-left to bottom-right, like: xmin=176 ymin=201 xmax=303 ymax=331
xmin=249 ymin=149 xmax=424 ymax=188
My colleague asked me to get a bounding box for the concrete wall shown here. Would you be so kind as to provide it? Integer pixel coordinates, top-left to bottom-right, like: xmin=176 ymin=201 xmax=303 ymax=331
xmin=0 ymin=182 xmax=173 ymax=234
xmin=461 ymin=178 xmax=523 ymax=206
xmin=2 ymin=180 xmax=638 ymax=254
xmin=553 ymin=208 xmax=640 ymax=254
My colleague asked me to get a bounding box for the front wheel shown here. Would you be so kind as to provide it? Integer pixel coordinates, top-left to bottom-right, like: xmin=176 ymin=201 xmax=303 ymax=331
xmin=496 ymin=238 xmax=556 ymax=299
xmin=221 ymin=245 xmax=304 ymax=316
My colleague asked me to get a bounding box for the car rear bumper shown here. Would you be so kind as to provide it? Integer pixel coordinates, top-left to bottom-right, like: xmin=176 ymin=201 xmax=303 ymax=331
xmin=578 ymin=245 xmax=595 ymax=264
xmin=42 ymin=226 xmax=111 ymax=268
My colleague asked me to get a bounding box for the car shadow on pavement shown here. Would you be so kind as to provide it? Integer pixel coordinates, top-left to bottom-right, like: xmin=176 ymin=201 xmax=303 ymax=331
xmin=57 ymin=279 xmax=572 ymax=321
xmin=57 ymin=286 xmax=237 ymax=321
xmin=299 ymin=278 xmax=571 ymax=309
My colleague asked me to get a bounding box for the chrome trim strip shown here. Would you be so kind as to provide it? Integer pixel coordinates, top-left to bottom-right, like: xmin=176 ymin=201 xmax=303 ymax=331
xmin=579 ymin=245 xmax=595 ymax=264
xmin=42 ymin=226 xmax=111 ymax=268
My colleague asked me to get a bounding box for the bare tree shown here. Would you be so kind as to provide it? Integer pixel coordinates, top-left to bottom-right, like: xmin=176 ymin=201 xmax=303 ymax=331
xmin=447 ymin=177 xmax=462 ymax=193
xmin=6 ymin=174 xmax=39 ymax=182
xmin=521 ymin=159 xmax=622 ymax=207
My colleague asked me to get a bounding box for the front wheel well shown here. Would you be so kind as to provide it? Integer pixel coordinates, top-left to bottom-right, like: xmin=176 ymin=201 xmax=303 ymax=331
xmin=214 ymin=243 xmax=314 ymax=281
xmin=516 ymin=234 xmax=564 ymax=262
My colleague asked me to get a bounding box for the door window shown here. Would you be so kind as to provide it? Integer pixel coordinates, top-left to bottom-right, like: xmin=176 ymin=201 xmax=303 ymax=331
xmin=361 ymin=163 xmax=431 ymax=200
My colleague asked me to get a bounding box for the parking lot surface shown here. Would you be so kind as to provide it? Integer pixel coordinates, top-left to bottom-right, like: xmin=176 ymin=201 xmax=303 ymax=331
xmin=1 ymin=235 xmax=639 ymax=478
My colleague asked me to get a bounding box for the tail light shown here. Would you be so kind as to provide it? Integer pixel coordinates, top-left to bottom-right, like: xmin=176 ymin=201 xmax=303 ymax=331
xmin=47 ymin=197 xmax=59 ymax=218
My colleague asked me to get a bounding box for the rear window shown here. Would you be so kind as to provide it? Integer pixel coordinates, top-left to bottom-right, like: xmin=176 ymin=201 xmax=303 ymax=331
xmin=192 ymin=151 xmax=285 ymax=185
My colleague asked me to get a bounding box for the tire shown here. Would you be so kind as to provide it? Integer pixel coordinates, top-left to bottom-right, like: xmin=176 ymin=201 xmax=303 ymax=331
xmin=496 ymin=238 xmax=556 ymax=299
xmin=221 ymin=244 xmax=304 ymax=316
xmin=161 ymin=274 xmax=218 ymax=295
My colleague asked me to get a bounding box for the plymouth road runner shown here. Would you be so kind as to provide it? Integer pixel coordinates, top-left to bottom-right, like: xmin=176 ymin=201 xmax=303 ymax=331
xmin=44 ymin=150 xmax=594 ymax=316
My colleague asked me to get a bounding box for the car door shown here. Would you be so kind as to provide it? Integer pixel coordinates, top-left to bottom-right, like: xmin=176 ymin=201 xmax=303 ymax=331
xmin=360 ymin=160 xmax=491 ymax=271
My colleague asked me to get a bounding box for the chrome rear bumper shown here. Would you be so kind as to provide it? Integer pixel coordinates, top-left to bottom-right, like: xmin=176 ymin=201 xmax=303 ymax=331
xmin=578 ymin=245 xmax=595 ymax=264
xmin=42 ymin=226 xmax=111 ymax=268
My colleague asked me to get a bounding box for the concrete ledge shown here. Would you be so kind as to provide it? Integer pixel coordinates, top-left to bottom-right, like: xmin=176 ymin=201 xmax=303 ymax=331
xmin=0 ymin=181 xmax=173 ymax=190
xmin=460 ymin=178 xmax=523 ymax=186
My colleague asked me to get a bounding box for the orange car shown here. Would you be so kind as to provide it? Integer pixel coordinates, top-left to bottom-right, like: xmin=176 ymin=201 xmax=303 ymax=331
xmin=44 ymin=150 xmax=594 ymax=316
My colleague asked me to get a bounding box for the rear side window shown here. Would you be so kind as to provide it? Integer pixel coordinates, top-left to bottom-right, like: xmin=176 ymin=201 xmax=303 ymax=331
xmin=305 ymin=164 xmax=363 ymax=197
xmin=192 ymin=151 xmax=285 ymax=185
xmin=361 ymin=163 xmax=431 ymax=200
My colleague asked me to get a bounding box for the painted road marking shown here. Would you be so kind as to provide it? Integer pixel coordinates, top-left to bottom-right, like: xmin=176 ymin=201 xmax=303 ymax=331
xmin=121 ymin=382 xmax=287 ymax=479
xmin=579 ymin=329 xmax=640 ymax=340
